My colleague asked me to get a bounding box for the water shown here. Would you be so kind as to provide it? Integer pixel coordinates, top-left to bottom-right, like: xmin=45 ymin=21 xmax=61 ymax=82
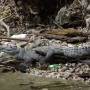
xmin=0 ymin=72 xmax=90 ymax=90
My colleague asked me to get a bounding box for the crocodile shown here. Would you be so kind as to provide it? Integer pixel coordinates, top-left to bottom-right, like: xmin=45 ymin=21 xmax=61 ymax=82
xmin=0 ymin=41 xmax=90 ymax=72
xmin=0 ymin=42 xmax=90 ymax=72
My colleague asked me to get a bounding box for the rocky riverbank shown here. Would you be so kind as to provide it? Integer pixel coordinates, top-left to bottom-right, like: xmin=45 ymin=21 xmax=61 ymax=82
xmin=29 ymin=63 xmax=90 ymax=84
xmin=0 ymin=37 xmax=90 ymax=84
xmin=0 ymin=25 xmax=90 ymax=84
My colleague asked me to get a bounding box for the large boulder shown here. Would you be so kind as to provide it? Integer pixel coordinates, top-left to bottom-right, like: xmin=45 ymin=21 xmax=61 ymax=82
xmin=55 ymin=0 xmax=86 ymax=28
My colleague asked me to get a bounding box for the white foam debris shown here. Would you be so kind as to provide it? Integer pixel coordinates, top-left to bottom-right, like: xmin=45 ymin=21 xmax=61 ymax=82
xmin=11 ymin=34 xmax=27 ymax=39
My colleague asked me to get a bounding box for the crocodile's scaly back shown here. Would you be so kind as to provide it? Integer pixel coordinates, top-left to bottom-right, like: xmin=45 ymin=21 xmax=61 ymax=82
xmin=32 ymin=42 xmax=90 ymax=59
xmin=62 ymin=45 xmax=90 ymax=57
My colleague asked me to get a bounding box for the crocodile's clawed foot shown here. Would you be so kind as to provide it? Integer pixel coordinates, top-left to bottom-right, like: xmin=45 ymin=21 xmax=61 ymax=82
xmin=19 ymin=63 xmax=30 ymax=73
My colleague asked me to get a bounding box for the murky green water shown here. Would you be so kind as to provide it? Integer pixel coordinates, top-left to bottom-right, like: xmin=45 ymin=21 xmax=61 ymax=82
xmin=0 ymin=72 xmax=90 ymax=90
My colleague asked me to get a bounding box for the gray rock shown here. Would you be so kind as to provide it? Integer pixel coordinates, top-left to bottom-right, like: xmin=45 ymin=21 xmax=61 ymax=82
xmin=55 ymin=6 xmax=70 ymax=26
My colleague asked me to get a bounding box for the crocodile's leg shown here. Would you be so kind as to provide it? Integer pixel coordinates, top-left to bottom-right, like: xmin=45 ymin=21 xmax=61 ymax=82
xmin=39 ymin=49 xmax=54 ymax=65
xmin=18 ymin=57 xmax=36 ymax=72
xmin=19 ymin=63 xmax=29 ymax=73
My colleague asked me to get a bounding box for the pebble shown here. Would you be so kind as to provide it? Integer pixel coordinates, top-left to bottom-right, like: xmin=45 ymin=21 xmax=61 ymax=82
xmin=29 ymin=63 xmax=90 ymax=83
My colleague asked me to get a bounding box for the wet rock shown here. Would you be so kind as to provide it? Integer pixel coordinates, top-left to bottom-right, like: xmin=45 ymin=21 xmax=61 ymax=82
xmin=1 ymin=67 xmax=15 ymax=73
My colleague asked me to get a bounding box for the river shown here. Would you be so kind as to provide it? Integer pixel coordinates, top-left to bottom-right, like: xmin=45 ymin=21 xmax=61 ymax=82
xmin=0 ymin=72 xmax=90 ymax=90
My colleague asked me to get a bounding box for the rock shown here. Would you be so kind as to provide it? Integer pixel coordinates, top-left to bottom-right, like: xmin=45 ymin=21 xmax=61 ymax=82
xmin=87 ymin=5 xmax=90 ymax=13
xmin=86 ymin=17 xmax=90 ymax=31
xmin=78 ymin=73 xmax=90 ymax=79
xmin=81 ymin=0 xmax=88 ymax=9
xmin=55 ymin=6 xmax=70 ymax=26
xmin=55 ymin=0 xmax=86 ymax=28
xmin=0 ymin=52 xmax=5 ymax=57
xmin=1 ymin=67 xmax=15 ymax=73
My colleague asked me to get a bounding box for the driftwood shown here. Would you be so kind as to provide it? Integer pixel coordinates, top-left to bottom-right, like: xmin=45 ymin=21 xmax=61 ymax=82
xmin=0 ymin=19 xmax=10 ymax=37
xmin=44 ymin=34 xmax=68 ymax=41
xmin=67 ymin=36 xmax=88 ymax=43
xmin=43 ymin=34 xmax=88 ymax=43
xmin=0 ymin=32 xmax=88 ymax=44
xmin=0 ymin=35 xmax=87 ymax=44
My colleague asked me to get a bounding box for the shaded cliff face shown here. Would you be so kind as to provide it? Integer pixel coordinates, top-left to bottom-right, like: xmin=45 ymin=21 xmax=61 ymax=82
xmin=14 ymin=0 xmax=74 ymax=24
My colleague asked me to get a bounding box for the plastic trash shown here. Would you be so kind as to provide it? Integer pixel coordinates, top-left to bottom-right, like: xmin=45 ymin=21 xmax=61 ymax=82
xmin=49 ymin=64 xmax=61 ymax=72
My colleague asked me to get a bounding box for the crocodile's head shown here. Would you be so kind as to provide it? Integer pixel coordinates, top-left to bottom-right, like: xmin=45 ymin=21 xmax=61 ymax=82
xmin=0 ymin=43 xmax=30 ymax=73
xmin=0 ymin=42 xmax=19 ymax=55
